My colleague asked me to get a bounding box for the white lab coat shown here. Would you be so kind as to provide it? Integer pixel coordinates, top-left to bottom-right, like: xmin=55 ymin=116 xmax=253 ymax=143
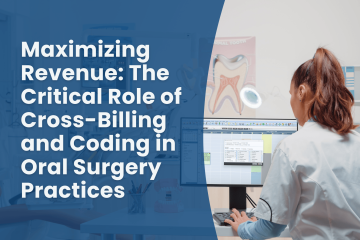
xmin=255 ymin=121 xmax=360 ymax=240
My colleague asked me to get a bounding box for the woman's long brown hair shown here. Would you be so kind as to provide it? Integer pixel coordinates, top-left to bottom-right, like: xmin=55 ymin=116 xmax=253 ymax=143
xmin=292 ymin=47 xmax=358 ymax=134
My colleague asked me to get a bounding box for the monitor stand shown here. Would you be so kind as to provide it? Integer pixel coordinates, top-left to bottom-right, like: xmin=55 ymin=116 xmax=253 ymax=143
xmin=213 ymin=187 xmax=248 ymax=214
xmin=229 ymin=186 xmax=247 ymax=211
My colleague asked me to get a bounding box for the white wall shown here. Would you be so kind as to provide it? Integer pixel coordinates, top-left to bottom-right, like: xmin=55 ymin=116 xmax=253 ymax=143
xmin=216 ymin=0 xmax=360 ymax=122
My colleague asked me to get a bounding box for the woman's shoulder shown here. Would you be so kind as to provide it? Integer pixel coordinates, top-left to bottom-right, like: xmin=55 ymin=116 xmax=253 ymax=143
xmin=277 ymin=121 xmax=360 ymax=167
xmin=279 ymin=121 xmax=351 ymax=148
xmin=277 ymin=122 xmax=320 ymax=150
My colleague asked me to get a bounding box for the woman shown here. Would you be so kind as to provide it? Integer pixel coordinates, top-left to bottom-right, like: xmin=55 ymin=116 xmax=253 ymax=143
xmin=225 ymin=47 xmax=360 ymax=239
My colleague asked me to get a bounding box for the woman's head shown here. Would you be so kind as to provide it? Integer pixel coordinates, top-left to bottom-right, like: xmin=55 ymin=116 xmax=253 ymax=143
xmin=290 ymin=47 xmax=358 ymax=134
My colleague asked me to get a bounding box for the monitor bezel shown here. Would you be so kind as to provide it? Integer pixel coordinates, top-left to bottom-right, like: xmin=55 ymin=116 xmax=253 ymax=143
xmin=180 ymin=117 xmax=298 ymax=187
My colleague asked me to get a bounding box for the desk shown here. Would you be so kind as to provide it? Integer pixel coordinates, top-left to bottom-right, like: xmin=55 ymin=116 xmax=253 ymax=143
xmin=81 ymin=208 xmax=217 ymax=240
xmin=213 ymin=208 xmax=291 ymax=238
xmin=81 ymin=208 xmax=291 ymax=240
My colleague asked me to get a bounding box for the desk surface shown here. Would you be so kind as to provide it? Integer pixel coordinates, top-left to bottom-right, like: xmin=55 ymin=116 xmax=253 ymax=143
xmin=81 ymin=208 xmax=217 ymax=236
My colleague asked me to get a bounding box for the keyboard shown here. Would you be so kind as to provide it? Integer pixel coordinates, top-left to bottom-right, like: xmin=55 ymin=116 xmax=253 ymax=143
xmin=213 ymin=211 xmax=258 ymax=226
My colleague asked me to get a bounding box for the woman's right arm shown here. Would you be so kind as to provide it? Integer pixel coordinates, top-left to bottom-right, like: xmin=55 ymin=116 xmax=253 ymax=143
xmin=238 ymin=219 xmax=287 ymax=240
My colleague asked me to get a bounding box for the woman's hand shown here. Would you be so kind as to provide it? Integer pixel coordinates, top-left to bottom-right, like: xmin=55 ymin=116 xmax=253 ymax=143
xmin=224 ymin=209 xmax=257 ymax=232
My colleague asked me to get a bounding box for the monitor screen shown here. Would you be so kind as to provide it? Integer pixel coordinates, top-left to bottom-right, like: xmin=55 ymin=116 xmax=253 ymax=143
xmin=180 ymin=118 xmax=298 ymax=186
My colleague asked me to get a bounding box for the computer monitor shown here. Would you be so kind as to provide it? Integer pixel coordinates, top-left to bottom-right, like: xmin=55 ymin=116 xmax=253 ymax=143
xmin=180 ymin=118 xmax=298 ymax=209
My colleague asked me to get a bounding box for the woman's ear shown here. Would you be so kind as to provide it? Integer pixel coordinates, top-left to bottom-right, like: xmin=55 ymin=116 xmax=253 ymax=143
xmin=298 ymin=84 xmax=306 ymax=101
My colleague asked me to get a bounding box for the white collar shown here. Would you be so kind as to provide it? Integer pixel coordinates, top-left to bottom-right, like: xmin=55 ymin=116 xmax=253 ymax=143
xmin=302 ymin=121 xmax=317 ymax=129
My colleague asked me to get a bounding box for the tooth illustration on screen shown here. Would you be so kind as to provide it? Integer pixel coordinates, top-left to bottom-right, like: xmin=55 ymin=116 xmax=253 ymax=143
xmin=208 ymin=54 xmax=248 ymax=114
